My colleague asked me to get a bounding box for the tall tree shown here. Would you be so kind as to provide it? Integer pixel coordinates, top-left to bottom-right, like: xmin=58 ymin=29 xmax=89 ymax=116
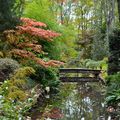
xmin=117 ymin=0 xmax=120 ymax=22
xmin=0 ymin=0 xmax=24 ymax=31
xmin=108 ymin=28 xmax=120 ymax=74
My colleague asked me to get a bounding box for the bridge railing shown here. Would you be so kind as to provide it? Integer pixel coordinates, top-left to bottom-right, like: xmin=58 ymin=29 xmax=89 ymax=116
xmin=59 ymin=68 xmax=105 ymax=84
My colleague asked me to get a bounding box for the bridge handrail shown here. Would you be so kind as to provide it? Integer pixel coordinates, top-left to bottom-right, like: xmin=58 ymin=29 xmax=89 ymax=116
xmin=59 ymin=68 xmax=105 ymax=84
xmin=59 ymin=68 xmax=101 ymax=74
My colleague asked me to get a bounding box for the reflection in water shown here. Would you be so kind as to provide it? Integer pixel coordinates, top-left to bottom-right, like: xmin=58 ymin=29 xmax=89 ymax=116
xmin=32 ymin=83 xmax=108 ymax=120
xmin=60 ymin=83 xmax=107 ymax=120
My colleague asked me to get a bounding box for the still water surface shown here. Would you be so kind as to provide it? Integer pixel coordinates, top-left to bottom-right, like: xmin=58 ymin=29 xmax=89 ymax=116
xmin=58 ymin=83 xmax=107 ymax=120
xmin=32 ymin=83 xmax=108 ymax=120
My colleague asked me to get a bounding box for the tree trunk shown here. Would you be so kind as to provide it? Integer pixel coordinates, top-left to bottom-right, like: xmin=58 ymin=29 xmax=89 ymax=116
xmin=60 ymin=2 xmax=64 ymax=24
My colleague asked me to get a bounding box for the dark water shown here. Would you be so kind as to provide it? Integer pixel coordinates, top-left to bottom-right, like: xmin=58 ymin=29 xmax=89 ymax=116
xmin=35 ymin=83 xmax=109 ymax=120
xmin=59 ymin=83 xmax=107 ymax=120
xmin=55 ymin=83 xmax=107 ymax=120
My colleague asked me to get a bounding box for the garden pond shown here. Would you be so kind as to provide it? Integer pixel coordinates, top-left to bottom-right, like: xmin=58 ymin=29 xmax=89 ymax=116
xmin=29 ymin=82 xmax=115 ymax=120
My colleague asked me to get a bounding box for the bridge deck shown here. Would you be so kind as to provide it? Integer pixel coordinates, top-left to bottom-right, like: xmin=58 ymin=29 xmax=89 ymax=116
xmin=59 ymin=68 xmax=104 ymax=83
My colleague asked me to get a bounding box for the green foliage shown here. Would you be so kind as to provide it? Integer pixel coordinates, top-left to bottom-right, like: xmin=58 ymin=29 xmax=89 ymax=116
xmin=30 ymin=66 xmax=59 ymax=88
xmin=105 ymin=89 xmax=120 ymax=105
xmin=0 ymin=67 xmax=35 ymax=101
xmin=0 ymin=92 xmax=38 ymax=120
xmin=105 ymin=72 xmax=120 ymax=105
xmin=83 ymin=58 xmax=108 ymax=70
xmin=12 ymin=67 xmax=35 ymax=80
xmin=24 ymin=0 xmax=60 ymax=60
xmin=68 ymin=58 xmax=108 ymax=78
xmin=108 ymin=27 xmax=120 ymax=74
xmin=71 ymin=58 xmax=108 ymax=78
xmin=0 ymin=0 xmax=24 ymax=31
xmin=0 ymin=67 xmax=37 ymax=119
xmin=24 ymin=0 xmax=77 ymax=61
xmin=106 ymin=72 xmax=120 ymax=87
xmin=0 ymin=96 xmax=24 ymax=120
xmin=92 ymin=24 xmax=109 ymax=61
xmin=59 ymin=25 xmax=77 ymax=61
xmin=24 ymin=0 xmax=56 ymax=29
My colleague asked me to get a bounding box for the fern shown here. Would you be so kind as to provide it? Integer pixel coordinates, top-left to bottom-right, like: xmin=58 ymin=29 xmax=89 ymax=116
xmin=12 ymin=67 xmax=35 ymax=79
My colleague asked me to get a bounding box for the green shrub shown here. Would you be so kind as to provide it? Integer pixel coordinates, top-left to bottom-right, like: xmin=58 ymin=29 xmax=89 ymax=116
xmin=105 ymin=72 xmax=120 ymax=105
xmin=0 ymin=67 xmax=36 ymax=119
xmin=0 ymin=95 xmax=24 ymax=120
xmin=0 ymin=58 xmax=20 ymax=81
xmin=30 ymin=66 xmax=60 ymax=88
xmin=106 ymin=72 xmax=120 ymax=86
xmin=105 ymin=89 xmax=120 ymax=105
xmin=0 ymin=66 xmax=43 ymax=120
xmin=0 ymin=67 xmax=35 ymax=101
xmin=0 ymin=93 xmax=36 ymax=120
xmin=108 ymin=27 xmax=120 ymax=75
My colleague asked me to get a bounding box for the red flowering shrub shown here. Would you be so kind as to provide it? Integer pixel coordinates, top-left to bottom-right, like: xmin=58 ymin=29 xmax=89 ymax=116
xmin=20 ymin=18 xmax=47 ymax=27
xmin=18 ymin=18 xmax=60 ymax=41
xmin=4 ymin=18 xmax=64 ymax=67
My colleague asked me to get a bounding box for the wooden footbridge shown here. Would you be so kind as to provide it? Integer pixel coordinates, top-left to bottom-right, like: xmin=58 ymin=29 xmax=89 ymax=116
xmin=59 ymin=68 xmax=105 ymax=84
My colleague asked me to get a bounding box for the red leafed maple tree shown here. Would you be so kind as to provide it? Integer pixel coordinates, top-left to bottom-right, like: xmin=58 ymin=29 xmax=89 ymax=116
xmin=4 ymin=18 xmax=64 ymax=67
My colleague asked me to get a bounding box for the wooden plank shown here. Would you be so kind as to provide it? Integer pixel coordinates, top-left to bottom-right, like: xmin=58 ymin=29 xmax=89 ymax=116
xmin=59 ymin=68 xmax=101 ymax=74
xmin=60 ymin=77 xmax=99 ymax=82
